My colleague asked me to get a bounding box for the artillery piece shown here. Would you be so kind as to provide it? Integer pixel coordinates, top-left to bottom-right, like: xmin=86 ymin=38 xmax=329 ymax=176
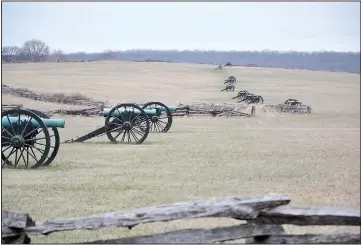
xmin=2 ymin=105 xmax=65 ymax=169
xmin=221 ymin=84 xmax=235 ymax=92
xmin=284 ymin=99 xmax=303 ymax=106
xmin=262 ymin=99 xmax=312 ymax=114
xmin=280 ymin=99 xmax=312 ymax=113
xmin=224 ymin=76 xmax=236 ymax=85
xmin=232 ymin=90 xmax=250 ymax=100
xmin=64 ymin=102 xmax=175 ymax=144
xmin=237 ymin=94 xmax=264 ymax=104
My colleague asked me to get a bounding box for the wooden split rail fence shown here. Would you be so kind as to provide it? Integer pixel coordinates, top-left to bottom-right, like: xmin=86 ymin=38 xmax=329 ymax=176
xmin=2 ymin=194 xmax=360 ymax=244
xmin=44 ymin=103 xmax=256 ymax=118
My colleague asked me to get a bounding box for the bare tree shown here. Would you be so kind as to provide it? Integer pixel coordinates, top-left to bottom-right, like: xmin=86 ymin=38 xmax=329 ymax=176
xmin=21 ymin=39 xmax=50 ymax=62
xmin=2 ymin=46 xmax=21 ymax=62
xmin=51 ymin=49 xmax=65 ymax=62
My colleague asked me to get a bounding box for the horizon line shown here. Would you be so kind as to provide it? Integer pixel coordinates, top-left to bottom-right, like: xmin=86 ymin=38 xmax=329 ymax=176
xmin=64 ymin=49 xmax=361 ymax=54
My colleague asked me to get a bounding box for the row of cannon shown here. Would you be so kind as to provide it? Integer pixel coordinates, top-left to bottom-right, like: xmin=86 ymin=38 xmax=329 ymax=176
xmin=1 ymin=102 xmax=177 ymax=169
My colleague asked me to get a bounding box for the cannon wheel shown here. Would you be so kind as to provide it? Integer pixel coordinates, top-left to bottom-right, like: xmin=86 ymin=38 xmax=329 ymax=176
xmin=105 ymin=103 xmax=150 ymax=144
xmin=256 ymin=96 xmax=264 ymax=104
xmin=28 ymin=109 xmax=60 ymax=166
xmin=1 ymin=108 xmax=51 ymax=169
xmin=142 ymin=102 xmax=173 ymax=133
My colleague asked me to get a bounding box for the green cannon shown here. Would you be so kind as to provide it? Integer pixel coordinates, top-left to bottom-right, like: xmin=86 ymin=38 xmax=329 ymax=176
xmin=142 ymin=105 xmax=177 ymax=111
xmin=2 ymin=116 xmax=65 ymax=128
xmin=64 ymin=101 xmax=174 ymax=145
xmin=2 ymin=106 xmax=65 ymax=169
xmin=102 ymin=108 xmax=157 ymax=117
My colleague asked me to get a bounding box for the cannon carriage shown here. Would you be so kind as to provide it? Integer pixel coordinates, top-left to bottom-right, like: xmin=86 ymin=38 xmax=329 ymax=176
xmin=232 ymin=90 xmax=250 ymax=100
xmin=2 ymin=105 xmax=65 ymax=169
xmin=262 ymin=99 xmax=312 ymax=114
xmin=224 ymin=76 xmax=236 ymax=85
xmin=279 ymin=99 xmax=311 ymax=113
xmin=64 ymin=102 xmax=176 ymax=144
xmin=221 ymin=76 xmax=237 ymax=92
xmin=221 ymin=84 xmax=235 ymax=92
xmin=231 ymin=91 xmax=264 ymax=104
xmin=237 ymin=94 xmax=264 ymax=104
xmin=2 ymin=102 xmax=176 ymax=169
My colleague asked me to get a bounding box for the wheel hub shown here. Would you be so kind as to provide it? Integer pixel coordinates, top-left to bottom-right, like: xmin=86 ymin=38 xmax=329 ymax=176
xmin=123 ymin=121 xmax=132 ymax=130
xmin=151 ymin=116 xmax=159 ymax=123
xmin=10 ymin=135 xmax=25 ymax=148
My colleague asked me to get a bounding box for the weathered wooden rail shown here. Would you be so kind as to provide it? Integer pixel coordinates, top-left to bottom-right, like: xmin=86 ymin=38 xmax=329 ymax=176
xmin=2 ymin=194 xmax=360 ymax=244
xmin=173 ymin=103 xmax=256 ymax=117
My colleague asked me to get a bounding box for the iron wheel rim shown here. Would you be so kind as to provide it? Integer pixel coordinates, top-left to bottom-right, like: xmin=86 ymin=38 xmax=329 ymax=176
xmin=1 ymin=109 xmax=51 ymax=169
xmin=142 ymin=102 xmax=173 ymax=133
xmin=105 ymin=103 xmax=150 ymax=144
xmin=28 ymin=109 xmax=60 ymax=166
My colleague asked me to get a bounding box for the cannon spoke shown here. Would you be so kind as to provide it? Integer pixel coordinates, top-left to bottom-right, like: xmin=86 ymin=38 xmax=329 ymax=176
xmin=2 ymin=135 xmax=12 ymax=141
xmin=24 ymin=146 xmax=38 ymax=163
xmin=15 ymin=147 xmax=26 ymax=168
xmin=156 ymin=121 xmax=166 ymax=131
xmin=2 ymin=125 xmax=14 ymax=139
xmin=127 ymin=130 xmax=131 ymax=143
xmin=20 ymin=116 xmax=33 ymax=136
xmin=1 ymin=143 xmax=11 ymax=149
xmin=129 ymin=129 xmax=140 ymax=142
xmin=115 ymin=108 xmax=126 ymax=122
xmin=20 ymin=147 xmax=28 ymax=168
xmin=6 ymin=116 xmax=17 ymax=136
xmin=108 ymin=125 xmax=124 ymax=134
xmin=2 ymin=148 xmax=15 ymax=167
xmin=112 ymin=129 xmax=125 ymax=141
xmin=131 ymin=126 xmax=146 ymax=138
xmin=120 ymin=130 xmax=127 ymax=143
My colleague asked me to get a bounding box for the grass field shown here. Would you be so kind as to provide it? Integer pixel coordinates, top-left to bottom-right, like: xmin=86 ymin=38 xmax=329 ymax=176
xmin=1 ymin=61 xmax=360 ymax=243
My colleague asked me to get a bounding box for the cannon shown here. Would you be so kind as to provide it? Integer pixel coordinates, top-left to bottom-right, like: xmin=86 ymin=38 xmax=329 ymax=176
xmin=64 ymin=102 xmax=174 ymax=144
xmin=221 ymin=84 xmax=235 ymax=92
xmin=2 ymin=106 xmax=65 ymax=169
xmin=224 ymin=76 xmax=236 ymax=84
xmin=232 ymin=90 xmax=250 ymax=100
xmin=237 ymin=94 xmax=264 ymax=104
xmin=262 ymin=99 xmax=312 ymax=114
xmin=280 ymin=99 xmax=312 ymax=113
xmin=284 ymin=99 xmax=303 ymax=106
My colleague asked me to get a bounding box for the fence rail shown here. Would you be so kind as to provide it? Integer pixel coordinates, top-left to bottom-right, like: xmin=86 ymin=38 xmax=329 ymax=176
xmin=2 ymin=194 xmax=360 ymax=244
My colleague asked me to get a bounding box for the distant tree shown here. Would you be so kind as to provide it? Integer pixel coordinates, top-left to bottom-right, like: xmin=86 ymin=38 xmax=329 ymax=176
xmin=51 ymin=49 xmax=65 ymax=62
xmin=21 ymin=39 xmax=50 ymax=62
xmin=2 ymin=46 xmax=21 ymax=62
xmin=101 ymin=49 xmax=118 ymax=60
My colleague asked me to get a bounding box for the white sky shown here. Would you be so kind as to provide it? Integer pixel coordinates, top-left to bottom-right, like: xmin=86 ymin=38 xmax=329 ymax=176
xmin=2 ymin=2 xmax=360 ymax=53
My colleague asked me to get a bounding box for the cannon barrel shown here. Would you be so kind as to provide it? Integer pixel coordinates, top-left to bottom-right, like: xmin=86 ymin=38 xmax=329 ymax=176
xmin=103 ymin=108 xmax=157 ymax=117
xmin=142 ymin=105 xmax=177 ymax=111
xmin=2 ymin=116 xmax=65 ymax=128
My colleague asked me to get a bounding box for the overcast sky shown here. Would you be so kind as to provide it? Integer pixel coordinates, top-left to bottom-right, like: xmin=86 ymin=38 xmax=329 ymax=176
xmin=2 ymin=2 xmax=360 ymax=53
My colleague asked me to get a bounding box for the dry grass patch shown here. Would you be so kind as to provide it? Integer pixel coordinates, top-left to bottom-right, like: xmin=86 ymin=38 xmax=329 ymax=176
xmin=1 ymin=62 xmax=360 ymax=243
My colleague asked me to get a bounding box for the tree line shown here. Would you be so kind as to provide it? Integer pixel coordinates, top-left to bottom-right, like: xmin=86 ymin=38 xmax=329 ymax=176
xmin=2 ymin=39 xmax=360 ymax=73
xmin=2 ymin=39 xmax=65 ymax=63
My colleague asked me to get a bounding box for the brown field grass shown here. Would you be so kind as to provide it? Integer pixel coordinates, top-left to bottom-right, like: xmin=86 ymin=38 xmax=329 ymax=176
xmin=1 ymin=61 xmax=360 ymax=243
